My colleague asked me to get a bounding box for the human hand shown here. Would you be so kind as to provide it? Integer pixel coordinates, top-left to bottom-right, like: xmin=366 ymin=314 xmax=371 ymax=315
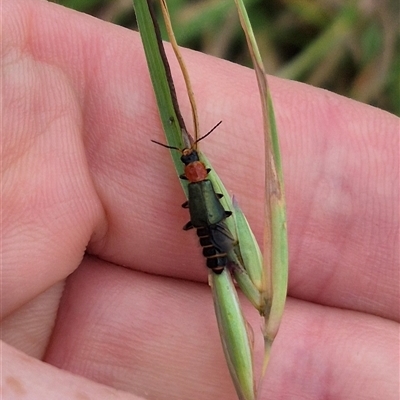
xmin=2 ymin=1 xmax=398 ymax=399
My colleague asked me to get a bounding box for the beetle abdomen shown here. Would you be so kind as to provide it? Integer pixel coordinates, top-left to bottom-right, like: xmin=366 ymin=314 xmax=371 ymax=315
xmin=196 ymin=224 xmax=233 ymax=274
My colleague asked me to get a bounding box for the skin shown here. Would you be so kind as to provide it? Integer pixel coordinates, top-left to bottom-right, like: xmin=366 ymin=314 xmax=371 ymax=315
xmin=2 ymin=0 xmax=399 ymax=399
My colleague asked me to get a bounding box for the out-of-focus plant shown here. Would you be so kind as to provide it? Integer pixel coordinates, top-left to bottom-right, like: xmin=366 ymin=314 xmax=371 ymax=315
xmin=55 ymin=0 xmax=400 ymax=115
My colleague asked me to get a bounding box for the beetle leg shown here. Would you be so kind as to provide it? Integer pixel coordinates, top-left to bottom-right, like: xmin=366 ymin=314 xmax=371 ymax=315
xmin=183 ymin=221 xmax=194 ymax=230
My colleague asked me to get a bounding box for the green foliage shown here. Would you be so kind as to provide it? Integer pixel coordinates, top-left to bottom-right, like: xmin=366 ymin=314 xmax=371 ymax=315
xmin=55 ymin=0 xmax=399 ymax=115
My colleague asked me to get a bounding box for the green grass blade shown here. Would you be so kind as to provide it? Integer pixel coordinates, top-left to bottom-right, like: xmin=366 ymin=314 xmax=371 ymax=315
xmin=210 ymin=270 xmax=255 ymax=400
xmin=234 ymin=0 xmax=289 ymax=377
xmin=132 ymin=0 xmax=188 ymax=193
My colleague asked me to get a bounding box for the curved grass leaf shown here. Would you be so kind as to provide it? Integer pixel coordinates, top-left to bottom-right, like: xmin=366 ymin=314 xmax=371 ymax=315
xmin=210 ymin=270 xmax=255 ymax=400
xmin=234 ymin=0 xmax=289 ymax=381
xmin=132 ymin=0 xmax=188 ymax=194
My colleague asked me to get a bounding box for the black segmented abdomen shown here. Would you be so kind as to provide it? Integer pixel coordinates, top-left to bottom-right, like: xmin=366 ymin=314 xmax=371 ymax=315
xmin=196 ymin=223 xmax=234 ymax=274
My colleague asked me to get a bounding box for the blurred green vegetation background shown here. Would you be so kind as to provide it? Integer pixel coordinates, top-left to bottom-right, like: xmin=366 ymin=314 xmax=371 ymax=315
xmin=53 ymin=0 xmax=399 ymax=115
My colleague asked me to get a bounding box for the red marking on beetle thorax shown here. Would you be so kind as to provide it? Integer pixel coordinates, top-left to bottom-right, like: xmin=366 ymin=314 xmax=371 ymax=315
xmin=185 ymin=161 xmax=208 ymax=182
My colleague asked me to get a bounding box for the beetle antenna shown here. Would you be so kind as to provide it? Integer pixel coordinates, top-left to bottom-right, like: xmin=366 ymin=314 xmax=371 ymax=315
xmin=194 ymin=121 xmax=222 ymax=145
xmin=151 ymin=140 xmax=180 ymax=151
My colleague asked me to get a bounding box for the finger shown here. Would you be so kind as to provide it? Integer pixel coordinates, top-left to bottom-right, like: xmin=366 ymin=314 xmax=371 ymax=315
xmin=45 ymin=257 xmax=399 ymax=400
xmin=1 ymin=281 xmax=65 ymax=359
xmin=3 ymin=342 xmax=143 ymax=400
xmin=2 ymin=1 xmax=105 ymax=317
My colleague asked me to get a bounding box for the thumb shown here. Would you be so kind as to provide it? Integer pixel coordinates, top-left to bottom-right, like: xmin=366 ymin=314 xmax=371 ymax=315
xmin=3 ymin=343 xmax=145 ymax=400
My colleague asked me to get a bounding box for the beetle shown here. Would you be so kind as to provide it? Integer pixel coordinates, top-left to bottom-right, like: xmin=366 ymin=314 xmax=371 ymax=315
xmin=152 ymin=122 xmax=234 ymax=273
